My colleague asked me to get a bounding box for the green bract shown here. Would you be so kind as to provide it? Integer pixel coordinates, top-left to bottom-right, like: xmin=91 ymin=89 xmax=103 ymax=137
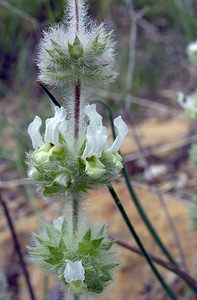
xmin=29 ymin=217 xmax=118 ymax=295
xmin=38 ymin=25 xmax=117 ymax=86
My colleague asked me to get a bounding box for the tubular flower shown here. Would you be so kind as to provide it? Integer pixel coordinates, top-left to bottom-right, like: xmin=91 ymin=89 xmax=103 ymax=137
xmin=27 ymin=104 xmax=128 ymax=195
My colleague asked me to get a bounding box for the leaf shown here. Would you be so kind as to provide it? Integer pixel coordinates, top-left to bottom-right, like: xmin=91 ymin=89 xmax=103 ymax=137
xmin=83 ymin=229 xmax=92 ymax=241
xmin=99 ymin=241 xmax=114 ymax=252
xmin=91 ymin=238 xmax=104 ymax=248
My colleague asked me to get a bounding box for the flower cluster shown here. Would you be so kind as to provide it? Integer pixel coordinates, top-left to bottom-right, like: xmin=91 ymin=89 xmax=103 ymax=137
xmin=29 ymin=216 xmax=117 ymax=295
xmin=27 ymin=104 xmax=128 ymax=195
xmin=37 ymin=1 xmax=117 ymax=86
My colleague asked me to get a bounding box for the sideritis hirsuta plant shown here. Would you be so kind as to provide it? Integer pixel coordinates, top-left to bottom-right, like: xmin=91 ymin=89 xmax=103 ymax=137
xmin=27 ymin=0 xmax=128 ymax=298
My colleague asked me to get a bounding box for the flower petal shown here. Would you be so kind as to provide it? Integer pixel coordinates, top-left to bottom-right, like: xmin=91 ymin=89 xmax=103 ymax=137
xmin=82 ymin=104 xmax=107 ymax=159
xmin=53 ymin=216 xmax=64 ymax=231
xmin=44 ymin=106 xmax=67 ymax=145
xmin=64 ymin=260 xmax=85 ymax=283
xmin=28 ymin=116 xmax=44 ymax=149
xmin=177 ymin=92 xmax=185 ymax=107
xmin=108 ymin=116 xmax=128 ymax=152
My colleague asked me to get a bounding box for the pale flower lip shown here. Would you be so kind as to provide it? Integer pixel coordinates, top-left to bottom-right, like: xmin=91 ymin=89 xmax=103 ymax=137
xmin=44 ymin=106 xmax=68 ymax=145
xmin=82 ymin=104 xmax=128 ymax=159
xmin=28 ymin=106 xmax=67 ymax=149
xmin=177 ymin=91 xmax=197 ymax=111
xmin=107 ymin=116 xmax=128 ymax=152
xmin=64 ymin=260 xmax=85 ymax=283
xmin=53 ymin=216 xmax=64 ymax=231
xmin=82 ymin=104 xmax=107 ymax=159
xmin=28 ymin=116 xmax=44 ymax=149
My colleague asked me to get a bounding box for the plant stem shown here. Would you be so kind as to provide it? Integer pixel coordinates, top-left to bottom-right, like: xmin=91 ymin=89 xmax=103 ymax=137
xmin=74 ymin=0 xmax=79 ymax=33
xmin=108 ymin=184 xmax=178 ymax=300
xmin=43 ymin=275 xmax=49 ymax=300
xmin=96 ymin=100 xmax=177 ymax=267
xmin=74 ymin=80 xmax=81 ymax=139
xmin=121 ymin=164 xmax=178 ymax=266
xmin=115 ymin=239 xmax=197 ymax=293
xmin=74 ymin=295 xmax=80 ymax=300
xmin=72 ymin=195 xmax=79 ymax=233
xmin=37 ymin=80 xmax=81 ymax=142
xmin=0 ymin=194 xmax=36 ymax=300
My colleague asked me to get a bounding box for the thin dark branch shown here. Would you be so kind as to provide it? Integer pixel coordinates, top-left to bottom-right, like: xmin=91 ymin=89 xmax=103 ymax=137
xmin=0 ymin=194 xmax=36 ymax=300
xmin=36 ymin=80 xmax=61 ymax=108
xmin=108 ymin=184 xmax=178 ymax=300
xmin=96 ymin=100 xmax=177 ymax=267
xmin=115 ymin=238 xmax=197 ymax=291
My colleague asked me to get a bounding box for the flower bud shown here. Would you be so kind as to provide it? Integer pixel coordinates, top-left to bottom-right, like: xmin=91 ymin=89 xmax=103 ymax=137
xmin=102 ymin=150 xmax=123 ymax=175
xmin=64 ymin=261 xmax=85 ymax=283
xmin=37 ymin=1 xmax=117 ymax=86
xmin=29 ymin=217 xmax=118 ymax=296
xmin=84 ymin=156 xmax=106 ymax=179
xmin=68 ymin=36 xmax=83 ymax=60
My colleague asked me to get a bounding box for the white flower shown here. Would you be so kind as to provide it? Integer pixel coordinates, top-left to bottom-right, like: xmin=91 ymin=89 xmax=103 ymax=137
xmin=82 ymin=104 xmax=128 ymax=160
xmin=64 ymin=260 xmax=85 ymax=283
xmin=28 ymin=106 xmax=67 ymax=148
xmin=107 ymin=116 xmax=128 ymax=152
xmin=177 ymin=91 xmax=197 ymax=119
xmin=27 ymin=116 xmax=44 ymax=149
xmin=27 ymin=103 xmax=128 ymax=189
xmin=53 ymin=216 xmax=64 ymax=231
xmin=187 ymin=41 xmax=197 ymax=63
xmin=82 ymin=104 xmax=107 ymax=159
xmin=187 ymin=41 xmax=197 ymax=53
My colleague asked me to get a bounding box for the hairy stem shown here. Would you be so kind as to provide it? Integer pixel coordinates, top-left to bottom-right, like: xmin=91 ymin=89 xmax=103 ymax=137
xmin=72 ymin=195 xmax=79 ymax=233
xmin=74 ymin=0 xmax=79 ymax=33
xmin=74 ymin=80 xmax=81 ymax=139
xmin=108 ymin=184 xmax=178 ymax=300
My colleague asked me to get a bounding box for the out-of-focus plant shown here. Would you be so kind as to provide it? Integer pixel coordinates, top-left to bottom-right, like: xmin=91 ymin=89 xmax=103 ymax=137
xmin=0 ymin=0 xmax=64 ymax=93
xmin=178 ymin=39 xmax=197 ymax=278
xmin=0 ymin=273 xmax=11 ymax=300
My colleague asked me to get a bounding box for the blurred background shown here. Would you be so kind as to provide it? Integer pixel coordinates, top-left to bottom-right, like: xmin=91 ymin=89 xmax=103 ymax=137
xmin=0 ymin=0 xmax=197 ymax=299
